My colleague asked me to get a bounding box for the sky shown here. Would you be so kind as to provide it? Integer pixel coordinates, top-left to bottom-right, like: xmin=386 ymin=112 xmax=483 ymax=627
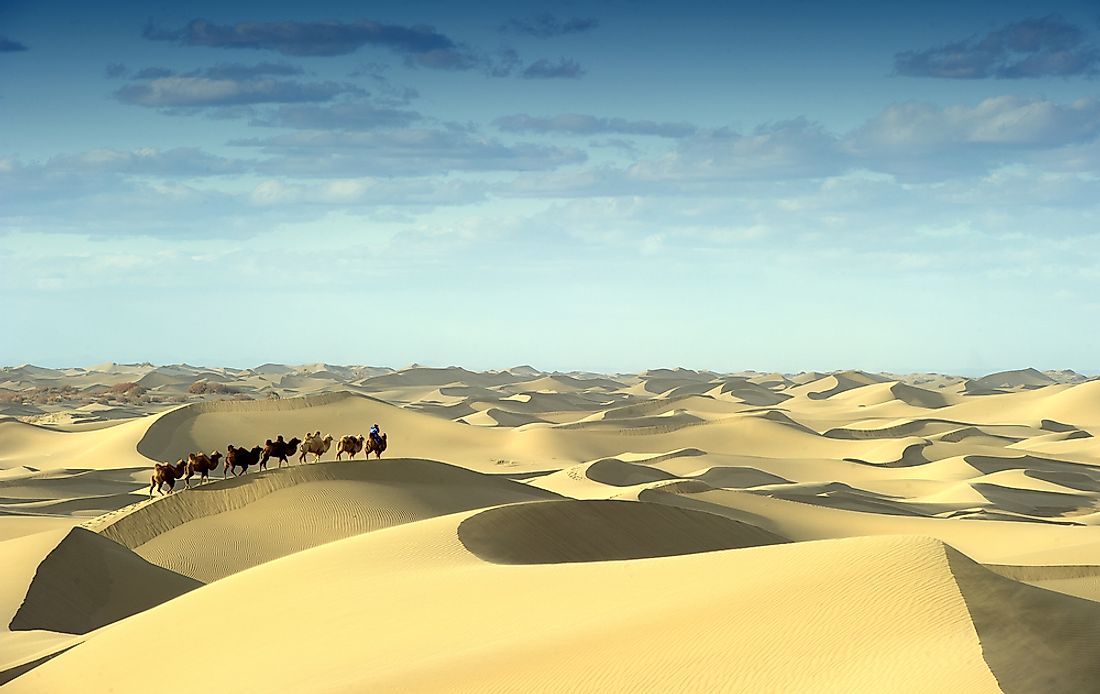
xmin=2 ymin=0 xmax=1100 ymax=374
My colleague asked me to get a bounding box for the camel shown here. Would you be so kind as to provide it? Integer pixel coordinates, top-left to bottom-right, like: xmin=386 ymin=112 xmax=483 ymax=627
xmin=336 ymin=434 xmax=364 ymax=460
xmin=149 ymin=459 xmax=188 ymax=497
xmin=299 ymin=432 xmax=334 ymax=463
xmin=260 ymin=435 xmax=302 ymax=470
xmin=364 ymin=432 xmax=388 ymax=459
xmin=185 ymin=451 xmax=223 ymax=488
xmin=224 ymin=444 xmax=263 ymax=477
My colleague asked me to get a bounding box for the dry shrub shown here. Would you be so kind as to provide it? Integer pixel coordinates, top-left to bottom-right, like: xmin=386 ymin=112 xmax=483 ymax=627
xmin=188 ymin=381 xmax=236 ymax=395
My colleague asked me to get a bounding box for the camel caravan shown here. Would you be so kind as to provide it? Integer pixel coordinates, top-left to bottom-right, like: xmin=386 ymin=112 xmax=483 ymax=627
xmin=148 ymin=426 xmax=388 ymax=497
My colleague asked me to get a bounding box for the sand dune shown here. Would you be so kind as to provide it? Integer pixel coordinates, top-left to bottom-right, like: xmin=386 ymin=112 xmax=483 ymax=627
xmin=966 ymin=367 xmax=1057 ymax=393
xmin=788 ymin=370 xmax=891 ymax=400
xmin=599 ymin=393 xmax=742 ymax=421
xmin=0 ymin=525 xmax=196 ymax=680
xmin=5 ymin=363 xmax=1100 ymax=690
xmin=14 ymin=530 xmax=1100 ymax=693
xmin=459 ymin=407 xmax=550 ymax=427
xmin=639 ymin=483 xmax=1100 ymax=564
xmin=9 ymin=527 xmax=200 ymax=634
xmin=710 ymin=377 xmax=792 ymax=406
xmin=92 ymin=458 xmax=560 ymax=581
xmin=526 ymin=458 xmax=682 ymax=498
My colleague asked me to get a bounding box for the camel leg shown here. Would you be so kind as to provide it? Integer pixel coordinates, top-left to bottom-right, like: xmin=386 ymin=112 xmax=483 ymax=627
xmin=149 ymin=478 xmax=155 ymax=498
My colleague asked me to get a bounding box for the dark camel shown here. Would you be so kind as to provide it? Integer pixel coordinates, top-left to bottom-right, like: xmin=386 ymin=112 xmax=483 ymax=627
xmin=185 ymin=451 xmax=223 ymax=488
xmin=149 ymin=459 xmax=188 ymax=497
xmin=260 ymin=435 xmax=301 ymax=470
xmin=224 ymin=445 xmax=263 ymax=477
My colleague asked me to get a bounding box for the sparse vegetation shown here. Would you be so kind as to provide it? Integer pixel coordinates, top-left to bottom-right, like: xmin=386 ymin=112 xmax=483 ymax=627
xmin=108 ymin=382 xmax=147 ymax=396
xmin=188 ymin=381 xmax=237 ymax=395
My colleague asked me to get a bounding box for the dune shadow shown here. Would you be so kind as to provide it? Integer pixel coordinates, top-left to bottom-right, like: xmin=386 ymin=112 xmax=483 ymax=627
xmin=948 ymin=549 xmax=1100 ymax=694
xmin=970 ymin=483 xmax=1093 ymax=518
xmin=457 ymin=499 xmax=786 ymax=564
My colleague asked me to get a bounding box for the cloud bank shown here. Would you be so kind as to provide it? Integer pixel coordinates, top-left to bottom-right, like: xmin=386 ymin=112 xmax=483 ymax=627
xmin=501 ymin=15 xmax=599 ymax=38
xmin=895 ymin=15 xmax=1100 ymax=78
xmin=0 ymin=36 xmax=28 ymax=52
xmin=496 ymin=113 xmax=695 ymax=138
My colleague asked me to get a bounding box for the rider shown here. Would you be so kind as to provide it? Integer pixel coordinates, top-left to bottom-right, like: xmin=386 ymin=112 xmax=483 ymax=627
xmin=369 ymin=423 xmax=382 ymax=447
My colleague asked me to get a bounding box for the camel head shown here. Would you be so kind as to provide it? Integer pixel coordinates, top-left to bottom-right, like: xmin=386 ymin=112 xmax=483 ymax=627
xmin=211 ymin=451 xmax=223 ymax=463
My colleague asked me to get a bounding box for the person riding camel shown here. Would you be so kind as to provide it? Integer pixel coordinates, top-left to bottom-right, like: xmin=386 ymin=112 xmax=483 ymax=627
xmin=369 ymin=423 xmax=382 ymax=448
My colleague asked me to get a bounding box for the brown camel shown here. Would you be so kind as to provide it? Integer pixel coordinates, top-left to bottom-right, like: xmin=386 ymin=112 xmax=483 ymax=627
xmin=224 ymin=444 xmax=263 ymax=477
xmin=299 ymin=432 xmax=334 ymax=463
xmin=364 ymin=432 xmax=388 ymax=459
xmin=336 ymin=434 xmax=364 ymax=460
xmin=185 ymin=451 xmax=223 ymax=488
xmin=149 ymin=459 xmax=188 ymax=497
xmin=260 ymin=435 xmax=302 ymax=470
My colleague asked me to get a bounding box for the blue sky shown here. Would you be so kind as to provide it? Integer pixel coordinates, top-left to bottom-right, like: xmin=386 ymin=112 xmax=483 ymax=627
xmin=2 ymin=0 xmax=1100 ymax=373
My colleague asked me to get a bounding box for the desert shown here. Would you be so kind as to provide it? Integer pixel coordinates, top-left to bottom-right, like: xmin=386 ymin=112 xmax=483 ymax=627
xmin=1 ymin=363 xmax=1100 ymax=691
xmin=6 ymin=2 xmax=1100 ymax=691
